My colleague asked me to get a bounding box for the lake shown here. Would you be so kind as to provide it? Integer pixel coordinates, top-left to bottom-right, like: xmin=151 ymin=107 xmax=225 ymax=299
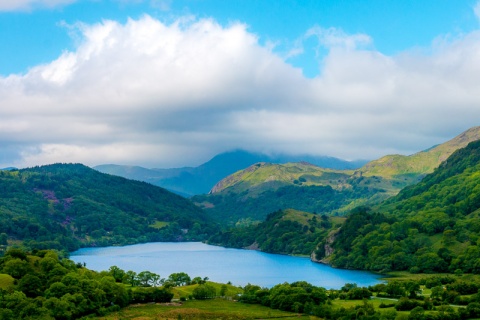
xmin=70 ymin=242 xmax=382 ymax=289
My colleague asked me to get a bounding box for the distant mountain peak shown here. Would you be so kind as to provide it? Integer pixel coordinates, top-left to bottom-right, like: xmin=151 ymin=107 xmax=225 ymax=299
xmin=95 ymin=151 xmax=365 ymax=196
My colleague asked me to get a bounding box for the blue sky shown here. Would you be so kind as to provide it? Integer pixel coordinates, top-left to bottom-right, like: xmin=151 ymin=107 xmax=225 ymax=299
xmin=2 ymin=0 xmax=479 ymax=77
xmin=1 ymin=0 xmax=480 ymax=168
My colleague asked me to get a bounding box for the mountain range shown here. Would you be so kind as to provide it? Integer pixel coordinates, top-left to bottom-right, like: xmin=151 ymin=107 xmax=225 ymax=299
xmin=94 ymin=150 xmax=367 ymax=197
xmin=194 ymin=126 xmax=480 ymax=224
xmin=2 ymin=125 xmax=480 ymax=273
xmin=207 ymin=132 xmax=480 ymax=274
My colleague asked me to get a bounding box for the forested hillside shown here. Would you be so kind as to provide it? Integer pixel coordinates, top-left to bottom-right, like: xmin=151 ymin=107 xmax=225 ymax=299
xmin=195 ymin=126 xmax=480 ymax=225
xmin=208 ymin=209 xmax=342 ymax=256
xmin=0 ymin=248 xmax=174 ymax=319
xmin=324 ymin=140 xmax=480 ymax=273
xmin=0 ymin=164 xmax=215 ymax=252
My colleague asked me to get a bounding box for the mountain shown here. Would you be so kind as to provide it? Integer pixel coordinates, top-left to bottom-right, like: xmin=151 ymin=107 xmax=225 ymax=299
xmin=94 ymin=150 xmax=367 ymax=197
xmin=359 ymin=126 xmax=480 ymax=177
xmin=193 ymin=162 xmax=394 ymax=224
xmin=324 ymin=139 xmax=480 ymax=273
xmin=0 ymin=163 xmax=215 ymax=252
xmin=195 ymin=126 xmax=480 ymax=224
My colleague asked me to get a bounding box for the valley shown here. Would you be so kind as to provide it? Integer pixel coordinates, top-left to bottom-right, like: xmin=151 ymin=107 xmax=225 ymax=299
xmin=2 ymin=126 xmax=480 ymax=319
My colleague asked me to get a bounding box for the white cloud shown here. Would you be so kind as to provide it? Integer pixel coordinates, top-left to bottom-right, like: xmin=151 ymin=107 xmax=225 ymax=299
xmin=306 ymin=26 xmax=372 ymax=51
xmin=1 ymin=15 xmax=480 ymax=168
xmin=0 ymin=0 xmax=75 ymax=11
xmin=475 ymin=1 xmax=480 ymax=22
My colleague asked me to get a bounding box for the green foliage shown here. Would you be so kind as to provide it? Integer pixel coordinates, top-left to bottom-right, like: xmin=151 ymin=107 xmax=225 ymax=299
xmin=0 ymin=248 xmax=174 ymax=319
xmin=208 ymin=209 xmax=334 ymax=256
xmin=192 ymin=284 xmax=216 ymax=300
xmin=194 ymin=173 xmax=394 ymax=225
xmin=168 ymin=272 xmax=191 ymax=286
xmin=0 ymin=163 xmax=216 ymax=251
xmin=329 ymin=140 xmax=480 ymax=273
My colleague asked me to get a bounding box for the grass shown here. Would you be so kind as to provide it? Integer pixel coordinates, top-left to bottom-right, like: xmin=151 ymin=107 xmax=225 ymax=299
xmin=171 ymin=282 xmax=243 ymax=300
xmin=381 ymin=271 xmax=480 ymax=283
xmin=149 ymin=221 xmax=170 ymax=229
xmin=282 ymin=209 xmax=315 ymax=226
xmin=96 ymin=298 xmax=319 ymax=320
xmin=0 ymin=274 xmax=14 ymax=289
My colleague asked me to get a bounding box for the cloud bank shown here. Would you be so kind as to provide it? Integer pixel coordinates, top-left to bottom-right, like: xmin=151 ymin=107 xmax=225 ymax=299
xmin=1 ymin=15 xmax=480 ymax=168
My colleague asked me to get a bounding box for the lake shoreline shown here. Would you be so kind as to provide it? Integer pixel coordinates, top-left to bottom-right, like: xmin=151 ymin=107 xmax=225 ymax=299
xmin=70 ymin=241 xmax=383 ymax=289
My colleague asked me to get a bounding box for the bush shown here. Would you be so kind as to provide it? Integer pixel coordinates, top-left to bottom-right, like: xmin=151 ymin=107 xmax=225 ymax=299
xmin=395 ymin=297 xmax=422 ymax=311
xmin=192 ymin=284 xmax=216 ymax=300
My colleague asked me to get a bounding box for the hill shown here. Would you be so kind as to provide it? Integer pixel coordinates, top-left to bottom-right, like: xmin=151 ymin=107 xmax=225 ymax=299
xmin=0 ymin=163 xmax=215 ymax=252
xmin=194 ymin=162 xmax=392 ymax=224
xmin=196 ymin=127 xmax=480 ymax=224
xmin=324 ymin=139 xmax=480 ymax=273
xmin=94 ymin=150 xmax=367 ymax=197
xmin=208 ymin=208 xmax=344 ymax=257
xmin=359 ymin=126 xmax=480 ymax=177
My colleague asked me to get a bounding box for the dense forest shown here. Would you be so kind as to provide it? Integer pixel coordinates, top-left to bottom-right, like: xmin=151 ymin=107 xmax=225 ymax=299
xmin=322 ymin=140 xmax=480 ymax=273
xmin=0 ymin=164 xmax=216 ymax=252
xmin=208 ymin=209 xmax=338 ymax=256
xmin=0 ymin=248 xmax=174 ymax=319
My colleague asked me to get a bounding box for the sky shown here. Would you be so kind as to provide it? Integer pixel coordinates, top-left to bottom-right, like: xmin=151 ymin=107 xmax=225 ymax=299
xmin=1 ymin=0 xmax=480 ymax=168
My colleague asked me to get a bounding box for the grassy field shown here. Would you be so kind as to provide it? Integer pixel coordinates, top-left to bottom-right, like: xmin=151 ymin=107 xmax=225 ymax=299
xmin=172 ymin=282 xmax=243 ymax=300
xmin=381 ymin=271 xmax=480 ymax=282
xmin=96 ymin=298 xmax=319 ymax=320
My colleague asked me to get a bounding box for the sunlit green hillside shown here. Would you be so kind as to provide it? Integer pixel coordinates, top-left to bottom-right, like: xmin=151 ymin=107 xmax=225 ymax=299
xmin=0 ymin=164 xmax=215 ymax=251
xmin=326 ymin=139 xmax=480 ymax=273
xmin=195 ymin=127 xmax=480 ymax=225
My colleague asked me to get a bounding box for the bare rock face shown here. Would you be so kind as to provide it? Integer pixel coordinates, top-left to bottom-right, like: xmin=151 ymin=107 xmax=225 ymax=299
xmin=311 ymin=228 xmax=339 ymax=264
xmin=245 ymin=242 xmax=260 ymax=251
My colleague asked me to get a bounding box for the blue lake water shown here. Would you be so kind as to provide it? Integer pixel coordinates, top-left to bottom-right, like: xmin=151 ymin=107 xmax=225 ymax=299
xmin=70 ymin=242 xmax=382 ymax=289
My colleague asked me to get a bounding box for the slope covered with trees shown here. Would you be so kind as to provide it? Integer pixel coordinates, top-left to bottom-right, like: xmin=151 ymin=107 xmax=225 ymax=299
xmin=0 ymin=164 xmax=215 ymax=252
xmin=0 ymin=248 xmax=175 ymax=319
xmin=195 ymin=127 xmax=480 ymax=225
xmin=208 ymin=209 xmax=341 ymax=256
xmin=324 ymin=140 xmax=480 ymax=274
xmin=195 ymin=178 xmax=387 ymax=225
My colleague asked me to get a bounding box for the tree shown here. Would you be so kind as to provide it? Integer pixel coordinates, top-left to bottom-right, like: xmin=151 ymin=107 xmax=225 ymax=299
xmin=385 ymin=281 xmax=405 ymax=297
xmin=192 ymin=284 xmax=216 ymax=300
xmin=191 ymin=276 xmax=206 ymax=285
xmin=125 ymin=270 xmax=138 ymax=286
xmin=408 ymin=306 xmax=425 ymax=320
xmin=108 ymin=266 xmax=126 ymax=283
xmin=2 ymin=258 xmax=32 ymax=279
xmin=220 ymin=284 xmax=228 ymax=297
xmin=17 ymin=274 xmax=44 ymax=298
xmin=137 ymin=271 xmax=159 ymax=287
xmin=168 ymin=272 xmax=191 ymax=286
xmin=0 ymin=233 xmax=7 ymax=245
xmin=442 ymin=230 xmax=456 ymax=245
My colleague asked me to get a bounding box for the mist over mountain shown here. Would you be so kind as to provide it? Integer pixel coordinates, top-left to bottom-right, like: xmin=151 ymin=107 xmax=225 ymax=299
xmin=95 ymin=150 xmax=367 ymax=196
xmin=195 ymin=126 xmax=480 ymax=225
